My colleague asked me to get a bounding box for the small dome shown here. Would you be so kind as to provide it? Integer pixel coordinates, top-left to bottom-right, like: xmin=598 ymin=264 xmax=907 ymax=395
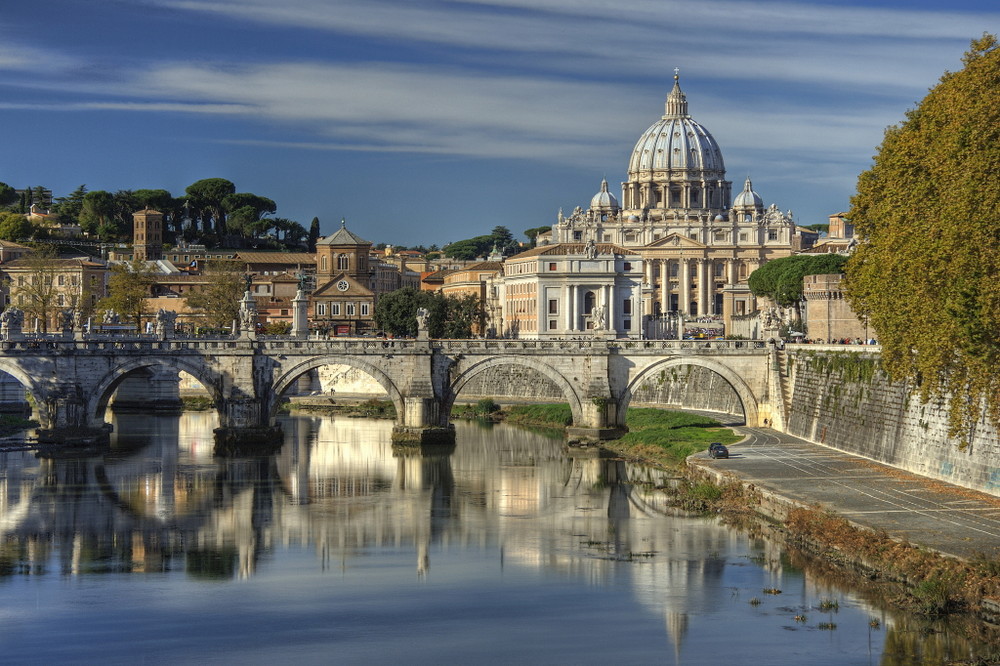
xmin=714 ymin=214 xmax=726 ymax=222
xmin=589 ymin=178 xmax=620 ymax=212
xmin=732 ymin=177 xmax=763 ymax=210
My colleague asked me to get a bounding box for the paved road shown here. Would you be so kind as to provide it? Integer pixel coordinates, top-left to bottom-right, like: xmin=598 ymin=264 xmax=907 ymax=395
xmin=691 ymin=424 xmax=1000 ymax=560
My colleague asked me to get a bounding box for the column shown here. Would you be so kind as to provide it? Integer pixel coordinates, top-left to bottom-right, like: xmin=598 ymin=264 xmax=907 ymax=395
xmin=697 ymin=259 xmax=708 ymax=316
xmin=727 ymin=259 xmax=739 ymax=286
xmin=644 ymin=259 xmax=653 ymax=286
xmin=659 ymin=259 xmax=669 ymax=314
xmin=605 ymin=285 xmax=615 ymax=332
xmin=679 ymin=259 xmax=691 ymax=315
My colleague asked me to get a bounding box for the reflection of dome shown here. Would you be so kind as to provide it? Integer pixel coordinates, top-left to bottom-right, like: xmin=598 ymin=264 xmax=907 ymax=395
xmin=627 ymin=75 xmax=725 ymax=176
xmin=733 ymin=177 xmax=763 ymax=209
xmin=589 ymin=178 xmax=620 ymax=213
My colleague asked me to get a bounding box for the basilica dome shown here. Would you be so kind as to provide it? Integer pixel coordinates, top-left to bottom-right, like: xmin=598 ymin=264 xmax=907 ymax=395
xmin=627 ymin=76 xmax=725 ymax=176
xmin=732 ymin=177 xmax=763 ymax=209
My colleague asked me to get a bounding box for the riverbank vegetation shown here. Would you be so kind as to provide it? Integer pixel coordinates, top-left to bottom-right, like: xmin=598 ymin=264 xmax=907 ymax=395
xmin=0 ymin=414 xmax=38 ymax=435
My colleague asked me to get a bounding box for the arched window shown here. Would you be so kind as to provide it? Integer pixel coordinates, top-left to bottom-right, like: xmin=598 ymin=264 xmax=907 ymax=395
xmin=321 ymin=255 xmax=327 ymax=271
xmin=584 ymin=291 xmax=596 ymax=315
xmin=338 ymin=254 xmax=350 ymax=270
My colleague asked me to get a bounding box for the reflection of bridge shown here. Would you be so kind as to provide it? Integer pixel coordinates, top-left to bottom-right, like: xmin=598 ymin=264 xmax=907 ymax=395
xmin=0 ymin=334 xmax=777 ymax=444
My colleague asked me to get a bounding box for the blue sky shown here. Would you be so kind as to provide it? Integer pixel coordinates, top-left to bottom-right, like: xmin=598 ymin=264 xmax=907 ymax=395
xmin=1 ymin=0 xmax=996 ymax=247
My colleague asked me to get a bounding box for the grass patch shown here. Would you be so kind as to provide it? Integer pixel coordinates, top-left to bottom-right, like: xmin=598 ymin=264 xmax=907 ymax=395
xmin=181 ymin=396 xmax=213 ymax=411
xmin=0 ymin=414 xmax=38 ymax=434
xmin=506 ymin=403 xmax=573 ymax=428
xmin=606 ymin=408 xmax=741 ymax=467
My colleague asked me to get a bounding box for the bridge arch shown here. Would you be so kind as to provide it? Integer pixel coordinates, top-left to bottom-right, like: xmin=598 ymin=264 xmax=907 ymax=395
xmin=444 ymin=356 xmax=585 ymax=425
xmin=620 ymin=356 xmax=759 ymax=425
xmin=0 ymin=359 xmax=48 ymax=422
xmin=271 ymin=356 xmax=404 ymax=420
xmin=89 ymin=357 xmax=226 ymax=423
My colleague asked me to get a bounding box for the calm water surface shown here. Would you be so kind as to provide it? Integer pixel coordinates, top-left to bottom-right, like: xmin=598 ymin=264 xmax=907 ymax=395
xmin=0 ymin=412 xmax=990 ymax=665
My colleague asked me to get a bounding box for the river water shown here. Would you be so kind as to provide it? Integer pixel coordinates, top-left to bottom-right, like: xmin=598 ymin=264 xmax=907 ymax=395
xmin=0 ymin=412 xmax=992 ymax=665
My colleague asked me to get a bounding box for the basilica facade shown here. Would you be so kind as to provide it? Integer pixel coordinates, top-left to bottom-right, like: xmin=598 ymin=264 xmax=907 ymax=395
xmin=547 ymin=73 xmax=815 ymax=336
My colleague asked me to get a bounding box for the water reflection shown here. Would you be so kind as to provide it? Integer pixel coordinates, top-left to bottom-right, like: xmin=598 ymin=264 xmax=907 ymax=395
xmin=0 ymin=412 xmax=993 ymax=664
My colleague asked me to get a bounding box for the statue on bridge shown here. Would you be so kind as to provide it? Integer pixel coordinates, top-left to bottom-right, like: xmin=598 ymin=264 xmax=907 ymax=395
xmin=155 ymin=308 xmax=177 ymax=338
xmin=415 ymin=307 xmax=429 ymax=333
xmin=60 ymin=309 xmax=76 ymax=335
xmin=0 ymin=307 xmax=24 ymax=339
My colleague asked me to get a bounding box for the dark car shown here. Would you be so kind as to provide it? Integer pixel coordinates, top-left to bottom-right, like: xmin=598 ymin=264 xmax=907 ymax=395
xmin=708 ymin=443 xmax=729 ymax=459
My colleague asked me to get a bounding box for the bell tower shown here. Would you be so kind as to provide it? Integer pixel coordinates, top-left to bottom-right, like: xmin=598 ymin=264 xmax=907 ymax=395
xmin=133 ymin=209 xmax=163 ymax=261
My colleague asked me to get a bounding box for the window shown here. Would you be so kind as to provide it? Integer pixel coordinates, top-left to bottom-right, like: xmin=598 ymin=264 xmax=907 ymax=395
xmin=346 ymin=303 xmax=355 ymax=316
xmin=548 ymin=262 xmax=557 ymax=271
xmin=338 ymin=254 xmax=350 ymax=270
xmin=316 ymin=303 xmax=327 ymax=316
xmin=57 ymin=294 xmax=65 ymax=306
xmin=548 ymin=299 xmax=558 ymax=314
xmin=768 ymin=230 xmax=778 ymax=241
xmin=549 ymin=319 xmax=557 ymax=330
xmin=280 ymin=309 xmax=289 ymax=316
xmin=623 ymin=299 xmax=632 ymax=315
xmin=361 ymin=303 xmax=370 ymax=316
xmin=623 ymin=319 xmax=631 ymax=330
xmin=584 ymin=291 xmax=596 ymax=315
xmin=623 ymin=262 xmax=632 ymax=271
xmin=573 ymin=231 xmax=582 ymax=240
xmin=714 ymin=231 xmax=726 ymax=241
xmin=739 ymin=232 xmax=748 ymax=242
xmin=331 ymin=304 xmax=341 ymax=316
xmin=58 ymin=275 xmax=65 ymax=286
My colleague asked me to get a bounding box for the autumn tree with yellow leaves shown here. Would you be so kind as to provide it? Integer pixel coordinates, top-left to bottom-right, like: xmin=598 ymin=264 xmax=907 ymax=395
xmin=846 ymin=34 xmax=1000 ymax=441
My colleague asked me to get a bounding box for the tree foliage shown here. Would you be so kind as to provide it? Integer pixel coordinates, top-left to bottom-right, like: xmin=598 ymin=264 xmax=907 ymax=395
xmin=374 ymin=288 xmax=481 ymax=338
xmin=99 ymin=260 xmax=155 ymax=328
xmin=845 ymin=34 xmax=1000 ymax=440
xmin=0 ymin=211 xmax=33 ymax=240
xmin=0 ymin=182 xmax=17 ymax=208
xmin=185 ymin=260 xmax=244 ymax=328
xmin=748 ymin=254 xmax=848 ymax=308
xmin=13 ymin=245 xmax=61 ymax=333
xmin=443 ymin=225 xmax=521 ymax=260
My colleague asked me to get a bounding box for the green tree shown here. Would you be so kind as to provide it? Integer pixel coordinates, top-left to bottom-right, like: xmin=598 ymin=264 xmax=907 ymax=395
xmin=308 ymin=217 xmax=320 ymax=252
xmin=185 ymin=178 xmax=236 ymax=235
xmin=374 ymin=288 xmax=480 ymax=338
xmin=185 ymin=260 xmax=244 ymax=328
xmin=51 ymin=185 xmax=87 ymax=226
xmin=443 ymin=234 xmax=493 ymax=260
xmin=845 ymin=34 xmax=1000 ymax=440
xmin=0 ymin=182 xmax=17 ymax=209
xmin=748 ymin=254 xmax=848 ymax=315
xmin=99 ymin=260 xmax=154 ymax=329
xmin=79 ymin=190 xmax=115 ymax=236
xmin=0 ymin=211 xmax=33 ymax=240
xmin=14 ymin=245 xmax=61 ymax=333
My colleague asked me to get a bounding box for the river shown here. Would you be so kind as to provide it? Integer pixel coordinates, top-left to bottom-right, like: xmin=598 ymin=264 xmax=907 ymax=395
xmin=0 ymin=411 xmax=991 ymax=665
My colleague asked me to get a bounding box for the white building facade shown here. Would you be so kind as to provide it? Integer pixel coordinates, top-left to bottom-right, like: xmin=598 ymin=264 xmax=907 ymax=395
xmin=502 ymin=241 xmax=642 ymax=339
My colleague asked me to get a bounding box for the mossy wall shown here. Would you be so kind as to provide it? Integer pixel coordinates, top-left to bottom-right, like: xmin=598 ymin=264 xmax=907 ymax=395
xmin=630 ymin=365 xmax=743 ymax=416
xmin=785 ymin=348 xmax=999 ymax=497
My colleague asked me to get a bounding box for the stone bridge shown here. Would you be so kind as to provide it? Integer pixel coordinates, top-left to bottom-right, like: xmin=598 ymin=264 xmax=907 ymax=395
xmin=0 ymin=333 xmax=779 ymax=446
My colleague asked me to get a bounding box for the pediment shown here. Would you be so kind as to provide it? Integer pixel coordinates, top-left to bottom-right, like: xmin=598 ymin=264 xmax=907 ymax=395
xmin=646 ymin=233 xmax=706 ymax=249
xmin=313 ymin=274 xmax=373 ymax=297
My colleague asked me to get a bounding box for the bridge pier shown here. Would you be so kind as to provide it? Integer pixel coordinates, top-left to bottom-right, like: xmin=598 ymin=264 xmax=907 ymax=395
xmin=213 ymin=397 xmax=283 ymax=454
xmin=391 ymin=396 xmax=455 ymax=445
xmin=37 ymin=382 xmax=112 ymax=446
xmin=565 ymin=396 xmax=626 ymax=445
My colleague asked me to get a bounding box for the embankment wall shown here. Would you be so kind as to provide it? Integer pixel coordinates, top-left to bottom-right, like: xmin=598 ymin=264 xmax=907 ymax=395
xmin=783 ymin=346 xmax=999 ymax=497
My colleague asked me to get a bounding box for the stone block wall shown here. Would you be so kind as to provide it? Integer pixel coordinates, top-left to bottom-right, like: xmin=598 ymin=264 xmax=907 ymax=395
xmin=785 ymin=347 xmax=1000 ymax=497
xmin=630 ymin=365 xmax=743 ymax=415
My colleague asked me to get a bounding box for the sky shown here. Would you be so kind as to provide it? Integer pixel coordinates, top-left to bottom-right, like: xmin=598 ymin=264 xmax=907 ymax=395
xmin=1 ymin=0 xmax=997 ymax=248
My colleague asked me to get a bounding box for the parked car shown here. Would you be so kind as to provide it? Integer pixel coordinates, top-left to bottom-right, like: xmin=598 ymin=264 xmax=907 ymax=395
xmin=708 ymin=443 xmax=729 ymax=459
